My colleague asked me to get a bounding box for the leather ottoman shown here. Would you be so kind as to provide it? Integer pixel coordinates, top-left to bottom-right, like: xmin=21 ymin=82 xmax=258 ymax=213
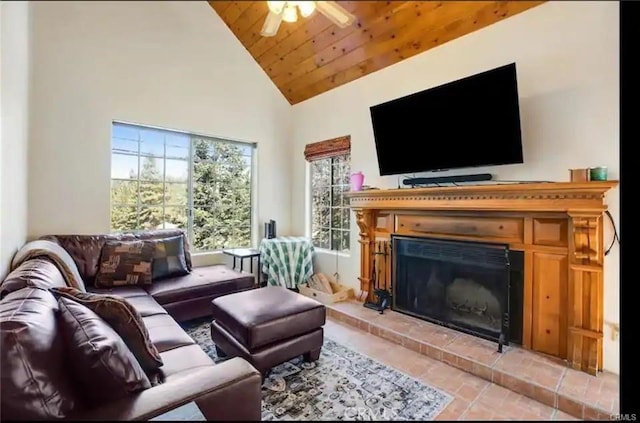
xmin=210 ymin=286 xmax=326 ymax=378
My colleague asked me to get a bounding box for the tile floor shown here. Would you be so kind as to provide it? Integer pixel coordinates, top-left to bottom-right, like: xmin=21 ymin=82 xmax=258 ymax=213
xmin=326 ymin=300 xmax=619 ymax=420
xmin=324 ymin=318 xmax=579 ymax=421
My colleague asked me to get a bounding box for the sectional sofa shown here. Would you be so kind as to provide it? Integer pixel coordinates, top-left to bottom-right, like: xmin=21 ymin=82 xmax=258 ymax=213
xmin=0 ymin=229 xmax=261 ymax=421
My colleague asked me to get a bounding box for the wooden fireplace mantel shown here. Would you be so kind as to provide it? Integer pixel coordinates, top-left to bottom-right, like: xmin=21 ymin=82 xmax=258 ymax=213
xmin=345 ymin=181 xmax=618 ymax=375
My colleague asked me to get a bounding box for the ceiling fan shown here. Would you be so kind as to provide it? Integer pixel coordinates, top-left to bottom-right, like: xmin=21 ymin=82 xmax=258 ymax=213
xmin=260 ymin=1 xmax=356 ymax=37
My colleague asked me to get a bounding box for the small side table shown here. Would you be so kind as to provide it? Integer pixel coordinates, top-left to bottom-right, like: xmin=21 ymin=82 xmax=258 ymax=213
xmin=222 ymin=248 xmax=261 ymax=286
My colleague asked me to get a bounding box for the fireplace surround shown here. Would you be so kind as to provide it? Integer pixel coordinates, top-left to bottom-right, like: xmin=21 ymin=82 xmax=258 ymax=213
xmin=345 ymin=181 xmax=617 ymax=375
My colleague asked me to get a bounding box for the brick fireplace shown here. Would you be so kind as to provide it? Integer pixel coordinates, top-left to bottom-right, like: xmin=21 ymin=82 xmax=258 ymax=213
xmin=345 ymin=181 xmax=617 ymax=375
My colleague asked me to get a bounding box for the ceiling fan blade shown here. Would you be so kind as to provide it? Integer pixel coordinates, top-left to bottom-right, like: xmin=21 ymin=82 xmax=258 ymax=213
xmin=316 ymin=1 xmax=356 ymax=29
xmin=260 ymin=10 xmax=283 ymax=37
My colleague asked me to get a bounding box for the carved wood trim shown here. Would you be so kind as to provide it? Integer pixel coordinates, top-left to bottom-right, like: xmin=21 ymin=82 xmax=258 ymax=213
xmin=345 ymin=181 xmax=618 ymax=213
xmin=304 ymin=135 xmax=351 ymax=161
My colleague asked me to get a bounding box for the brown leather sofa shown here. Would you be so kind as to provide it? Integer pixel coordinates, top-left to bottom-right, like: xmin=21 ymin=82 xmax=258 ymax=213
xmin=0 ymin=230 xmax=262 ymax=421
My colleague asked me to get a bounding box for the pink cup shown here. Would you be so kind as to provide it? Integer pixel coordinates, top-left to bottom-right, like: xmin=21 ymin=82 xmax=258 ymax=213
xmin=350 ymin=171 xmax=364 ymax=191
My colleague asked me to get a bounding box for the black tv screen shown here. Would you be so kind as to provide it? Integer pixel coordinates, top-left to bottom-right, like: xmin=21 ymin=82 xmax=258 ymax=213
xmin=370 ymin=63 xmax=524 ymax=176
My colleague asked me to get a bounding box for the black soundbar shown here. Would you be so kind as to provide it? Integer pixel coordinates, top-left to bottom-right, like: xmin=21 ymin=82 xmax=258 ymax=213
xmin=403 ymin=173 xmax=493 ymax=186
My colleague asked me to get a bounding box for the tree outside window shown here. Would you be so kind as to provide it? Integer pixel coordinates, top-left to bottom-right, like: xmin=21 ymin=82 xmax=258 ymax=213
xmin=310 ymin=154 xmax=350 ymax=253
xmin=110 ymin=122 xmax=253 ymax=252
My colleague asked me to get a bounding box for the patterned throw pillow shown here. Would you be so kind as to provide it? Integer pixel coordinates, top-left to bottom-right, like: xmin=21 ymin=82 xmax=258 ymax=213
xmin=50 ymin=287 xmax=164 ymax=380
xmin=95 ymin=240 xmax=154 ymax=288
xmin=151 ymin=235 xmax=190 ymax=281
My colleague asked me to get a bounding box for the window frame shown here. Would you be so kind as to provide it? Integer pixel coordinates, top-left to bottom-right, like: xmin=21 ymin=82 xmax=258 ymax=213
xmin=309 ymin=153 xmax=351 ymax=254
xmin=110 ymin=121 xmax=256 ymax=253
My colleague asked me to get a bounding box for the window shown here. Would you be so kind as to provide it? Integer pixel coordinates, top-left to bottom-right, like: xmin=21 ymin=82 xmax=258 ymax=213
xmin=310 ymin=154 xmax=350 ymax=253
xmin=110 ymin=122 xmax=254 ymax=252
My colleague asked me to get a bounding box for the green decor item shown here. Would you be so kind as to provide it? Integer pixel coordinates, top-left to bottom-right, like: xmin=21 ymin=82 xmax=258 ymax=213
xmin=590 ymin=166 xmax=608 ymax=181
xmin=259 ymin=236 xmax=314 ymax=288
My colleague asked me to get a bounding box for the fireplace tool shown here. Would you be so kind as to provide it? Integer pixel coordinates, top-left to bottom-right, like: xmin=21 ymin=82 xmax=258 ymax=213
xmin=364 ymin=241 xmax=392 ymax=314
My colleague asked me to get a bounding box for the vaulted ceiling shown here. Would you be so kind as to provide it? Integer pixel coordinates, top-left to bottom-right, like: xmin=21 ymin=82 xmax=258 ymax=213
xmin=209 ymin=1 xmax=545 ymax=105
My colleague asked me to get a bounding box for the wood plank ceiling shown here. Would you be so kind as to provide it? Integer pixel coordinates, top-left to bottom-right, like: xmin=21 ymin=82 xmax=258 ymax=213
xmin=209 ymin=1 xmax=545 ymax=105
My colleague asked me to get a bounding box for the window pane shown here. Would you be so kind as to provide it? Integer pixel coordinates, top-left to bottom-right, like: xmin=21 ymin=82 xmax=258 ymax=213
xmin=111 ymin=154 xmax=138 ymax=179
xmin=312 ymin=188 xmax=330 ymax=207
xmin=193 ymin=183 xmax=216 ymax=207
xmin=331 ymin=186 xmax=344 ymax=207
xmin=341 ymin=155 xmax=351 ymax=184
xmin=140 ymin=139 xmax=164 ymax=157
xmin=166 ymin=133 xmax=190 ymax=150
xmin=166 ymin=159 xmax=188 ymax=182
xmin=163 ymin=207 xmax=187 ymax=231
xmin=312 ymin=228 xmax=330 ymax=250
xmin=193 ymin=138 xmax=215 ymax=162
xmin=111 ymin=180 xmax=137 ymax=206
xmin=165 ymin=182 xmax=188 ymax=206
xmin=139 ymin=157 xmax=164 ymax=181
xmin=311 ymin=160 xmax=330 ymax=188
xmin=332 ymin=162 xmax=342 ymax=186
xmin=314 ymin=206 xmax=330 ymax=228
xmin=341 ymin=207 xmax=351 ymax=230
xmin=331 ymin=207 xmax=343 ymax=229
xmin=112 ymin=138 xmax=138 ymax=155
xmin=113 ymin=124 xmax=139 ymax=141
xmin=139 ymin=182 xmax=164 ymax=206
xmin=166 ymin=145 xmax=189 ymax=160
xmin=138 ymin=206 xmax=164 ymax=230
xmin=192 ymin=138 xmax=251 ymax=253
xmin=140 ymin=128 xmax=164 ymax=145
xmin=340 ymin=230 xmax=350 ymax=252
xmin=111 ymin=206 xmax=138 ymax=231
xmin=231 ymin=226 xmax=251 ymax=249
xmin=331 ymin=229 xmax=342 ymax=251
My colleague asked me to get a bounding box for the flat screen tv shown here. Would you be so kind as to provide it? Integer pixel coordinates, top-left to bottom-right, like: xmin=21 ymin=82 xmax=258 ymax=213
xmin=370 ymin=63 xmax=524 ymax=176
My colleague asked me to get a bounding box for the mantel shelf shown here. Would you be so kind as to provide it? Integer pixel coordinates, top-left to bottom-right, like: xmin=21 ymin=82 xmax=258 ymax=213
xmin=345 ymin=181 xmax=618 ymax=213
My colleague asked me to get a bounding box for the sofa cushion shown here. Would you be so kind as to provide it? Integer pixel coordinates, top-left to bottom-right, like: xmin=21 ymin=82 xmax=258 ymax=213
xmin=0 ymin=288 xmax=82 ymax=420
xmin=57 ymin=297 xmax=151 ymax=406
xmin=159 ymin=344 xmax=214 ymax=382
xmin=150 ymin=235 xmax=190 ymax=281
xmin=145 ymin=265 xmax=254 ymax=305
xmin=51 ymin=287 xmax=163 ymax=376
xmin=120 ymin=295 xmax=167 ymax=318
xmin=142 ymin=314 xmax=195 ymax=353
xmin=211 ymin=286 xmax=326 ymax=350
xmin=87 ymin=285 xmax=150 ymax=299
xmin=95 ymin=240 xmax=155 ymax=288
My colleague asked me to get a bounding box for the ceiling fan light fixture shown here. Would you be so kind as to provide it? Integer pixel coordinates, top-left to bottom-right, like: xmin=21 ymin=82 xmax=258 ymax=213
xmin=267 ymin=0 xmax=286 ymax=14
xmin=282 ymin=3 xmax=298 ymax=23
xmin=297 ymin=1 xmax=316 ymax=18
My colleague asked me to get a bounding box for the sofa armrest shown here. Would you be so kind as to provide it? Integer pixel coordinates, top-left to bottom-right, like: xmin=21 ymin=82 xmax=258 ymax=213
xmin=70 ymin=358 xmax=261 ymax=421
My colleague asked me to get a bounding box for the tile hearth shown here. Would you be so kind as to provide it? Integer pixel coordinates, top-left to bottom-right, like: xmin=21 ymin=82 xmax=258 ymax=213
xmin=326 ymin=300 xmax=619 ymax=420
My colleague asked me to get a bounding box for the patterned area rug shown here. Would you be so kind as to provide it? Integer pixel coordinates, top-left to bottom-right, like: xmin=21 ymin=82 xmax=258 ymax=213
xmin=182 ymin=320 xmax=453 ymax=421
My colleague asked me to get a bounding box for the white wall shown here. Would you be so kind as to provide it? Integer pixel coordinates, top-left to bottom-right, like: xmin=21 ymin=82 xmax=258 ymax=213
xmin=290 ymin=1 xmax=620 ymax=373
xmin=28 ymin=1 xmax=292 ymax=266
xmin=1 ymin=1 xmax=30 ymax=278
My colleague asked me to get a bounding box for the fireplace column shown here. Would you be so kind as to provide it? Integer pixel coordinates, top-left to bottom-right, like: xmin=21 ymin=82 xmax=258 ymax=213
xmin=354 ymin=209 xmax=374 ymax=302
xmin=568 ymin=211 xmax=605 ymax=375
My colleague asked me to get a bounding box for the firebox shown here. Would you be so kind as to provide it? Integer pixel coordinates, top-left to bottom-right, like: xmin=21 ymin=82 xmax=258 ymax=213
xmin=392 ymin=235 xmax=524 ymax=349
